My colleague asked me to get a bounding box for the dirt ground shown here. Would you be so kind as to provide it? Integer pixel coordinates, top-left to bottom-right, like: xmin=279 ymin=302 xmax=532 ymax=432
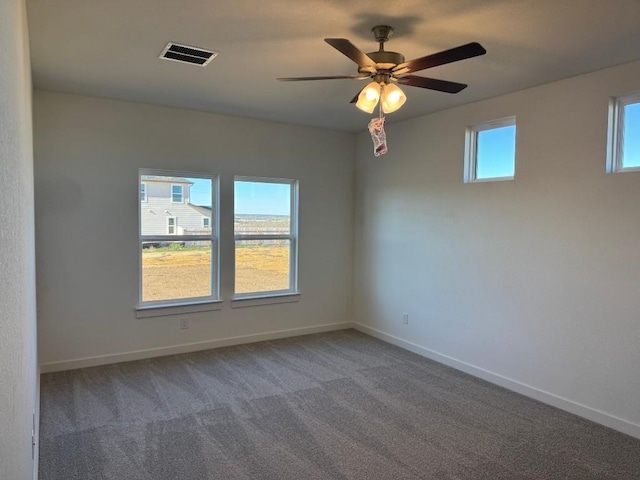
xmin=235 ymin=244 xmax=290 ymax=294
xmin=141 ymin=245 xmax=289 ymax=301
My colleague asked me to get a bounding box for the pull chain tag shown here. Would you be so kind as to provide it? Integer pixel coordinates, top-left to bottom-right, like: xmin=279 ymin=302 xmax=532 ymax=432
xmin=368 ymin=116 xmax=387 ymax=156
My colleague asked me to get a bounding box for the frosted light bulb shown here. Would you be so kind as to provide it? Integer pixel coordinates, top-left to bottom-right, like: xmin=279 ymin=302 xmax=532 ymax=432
xmin=365 ymin=88 xmax=379 ymax=101
xmin=387 ymin=90 xmax=401 ymax=103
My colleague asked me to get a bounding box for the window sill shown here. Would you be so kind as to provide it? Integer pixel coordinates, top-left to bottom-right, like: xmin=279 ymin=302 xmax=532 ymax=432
xmin=470 ymin=175 xmax=514 ymax=183
xmin=610 ymin=166 xmax=640 ymax=174
xmin=231 ymin=292 xmax=301 ymax=309
xmin=136 ymin=299 xmax=223 ymax=318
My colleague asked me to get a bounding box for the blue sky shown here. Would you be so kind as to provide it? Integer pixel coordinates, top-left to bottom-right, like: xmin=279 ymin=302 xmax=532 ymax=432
xmin=623 ymin=103 xmax=640 ymax=168
xmin=234 ymin=181 xmax=290 ymax=216
xmin=188 ymin=178 xmax=213 ymax=207
xmin=476 ymin=125 xmax=516 ymax=179
xmin=187 ymin=178 xmax=291 ymax=216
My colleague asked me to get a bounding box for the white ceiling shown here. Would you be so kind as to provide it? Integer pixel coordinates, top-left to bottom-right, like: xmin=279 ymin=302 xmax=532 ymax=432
xmin=27 ymin=0 xmax=640 ymax=132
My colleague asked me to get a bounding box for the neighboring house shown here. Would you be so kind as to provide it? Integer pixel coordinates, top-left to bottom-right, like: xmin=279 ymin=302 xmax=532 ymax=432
xmin=140 ymin=175 xmax=211 ymax=238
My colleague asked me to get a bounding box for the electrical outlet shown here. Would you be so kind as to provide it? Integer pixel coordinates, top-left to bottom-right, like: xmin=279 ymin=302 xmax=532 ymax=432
xmin=402 ymin=312 xmax=409 ymax=325
xmin=180 ymin=318 xmax=189 ymax=330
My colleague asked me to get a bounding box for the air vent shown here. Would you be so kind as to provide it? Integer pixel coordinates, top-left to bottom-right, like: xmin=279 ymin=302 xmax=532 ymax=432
xmin=160 ymin=43 xmax=218 ymax=66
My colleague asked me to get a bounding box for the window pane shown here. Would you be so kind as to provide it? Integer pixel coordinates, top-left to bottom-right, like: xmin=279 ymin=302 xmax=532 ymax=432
xmin=234 ymin=180 xmax=291 ymax=235
xmin=172 ymin=185 xmax=183 ymax=203
xmin=235 ymin=240 xmax=290 ymax=294
xmin=476 ymin=125 xmax=516 ymax=179
xmin=142 ymin=241 xmax=211 ymax=302
xmin=140 ymin=175 xmax=212 ymax=236
xmin=622 ymin=102 xmax=640 ymax=168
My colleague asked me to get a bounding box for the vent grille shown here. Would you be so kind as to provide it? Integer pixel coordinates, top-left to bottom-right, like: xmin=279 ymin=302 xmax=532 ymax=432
xmin=160 ymin=43 xmax=218 ymax=66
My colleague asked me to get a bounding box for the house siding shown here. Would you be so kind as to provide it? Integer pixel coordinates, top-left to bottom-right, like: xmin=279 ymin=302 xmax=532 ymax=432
xmin=141 ymin=180 xmax=210 ymax=235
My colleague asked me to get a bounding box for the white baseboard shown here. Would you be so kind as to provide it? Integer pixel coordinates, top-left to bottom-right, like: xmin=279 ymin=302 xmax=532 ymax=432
xmin=353 ymin=322 xmax=640 ymax=440
xmin=40 ymin=322 xmax=354 ymax=373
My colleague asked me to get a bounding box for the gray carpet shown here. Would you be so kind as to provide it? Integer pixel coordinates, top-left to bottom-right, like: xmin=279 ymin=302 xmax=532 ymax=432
xmin=39 ymin=329 xmax=640 ymax=479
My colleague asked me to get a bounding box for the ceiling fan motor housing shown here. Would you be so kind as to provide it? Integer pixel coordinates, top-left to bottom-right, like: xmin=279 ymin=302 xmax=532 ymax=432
xmin=360 ymin=50 xmax=406 ymax=74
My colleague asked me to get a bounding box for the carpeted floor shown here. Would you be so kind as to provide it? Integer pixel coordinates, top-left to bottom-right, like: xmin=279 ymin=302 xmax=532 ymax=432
xmin=39 ymin=329 xmax=640 ymax=479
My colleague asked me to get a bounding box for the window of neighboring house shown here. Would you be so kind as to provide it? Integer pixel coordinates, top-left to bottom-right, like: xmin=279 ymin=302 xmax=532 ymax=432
xmin=167 ymin=216 xmax=177 ymax=235
xmin=607 ymin=92 xmax=640 ymax=173
xmin=171 ymin=184 xmax=184 ymax=203
xmin=203 ymin=217 xmax=210 ymax=229
xmin=234 ymin=177 xmax=298 ymax=297
xmin=139 ymin=170 xmax=218 ymax=307
xmin=140 ymin=182 xmax=147 ymax=202
xmin=464 ymin=116 xmax=516 ymax=183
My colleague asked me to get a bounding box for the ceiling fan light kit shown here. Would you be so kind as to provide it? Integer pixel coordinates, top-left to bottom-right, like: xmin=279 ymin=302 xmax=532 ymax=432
xmin=355 ymin=80 xmax=407 ymax=114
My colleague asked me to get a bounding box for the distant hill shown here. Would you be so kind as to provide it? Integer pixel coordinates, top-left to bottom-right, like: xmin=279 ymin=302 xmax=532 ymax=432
xmin=235 ymin=213 xmax=289 ymax=219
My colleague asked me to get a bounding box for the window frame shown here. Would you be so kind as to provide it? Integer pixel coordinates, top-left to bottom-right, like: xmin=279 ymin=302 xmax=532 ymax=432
xmin=202 ymin=216 xmax=210 ymax=229
xmin=171 ymin=184 xmax=184 ymax=203
xmin=606 ymin=92 xmax=640 ymax=173
xmin=138 ymin=169 xmax=220 ymax=310
xmin=464 ymin=116 xmax=517 ymax=183
xmin=233 ymin=176 xmax=299 ymax=300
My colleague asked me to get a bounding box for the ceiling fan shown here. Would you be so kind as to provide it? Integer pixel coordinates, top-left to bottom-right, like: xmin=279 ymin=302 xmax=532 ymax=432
xmin=278 ymin=25 xmax=486 ymax=114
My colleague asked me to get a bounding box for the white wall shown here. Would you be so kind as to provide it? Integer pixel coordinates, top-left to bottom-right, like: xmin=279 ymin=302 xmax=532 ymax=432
xmin=0 ymin=0 xmax=38 ymax=478
xmin=354 ymin=60 xmax=640 ymax=438
xmin=34 ymin=91 xmax=354 ymax=367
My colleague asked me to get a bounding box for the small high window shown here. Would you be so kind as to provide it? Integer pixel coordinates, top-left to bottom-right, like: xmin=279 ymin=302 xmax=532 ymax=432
xmin=607 ymin=93 xmax=640 ymax=173
xmin=203 ymin=217 xmax=210 ymax=229
xmin=464 ymin=116 xmax=516 ymax=183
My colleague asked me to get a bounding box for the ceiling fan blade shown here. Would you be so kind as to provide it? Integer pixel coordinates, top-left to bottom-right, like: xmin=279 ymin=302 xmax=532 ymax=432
xmin=324 ymin=38 xmax=377 ymax=71
xmin=392 ymin=42 xmax=486 ymax=75
xmin=397 ymin=75 xmax=467 ymax=93
xmin=350 ymin=88 xmax=364 ymax=104
xmin=277 ymin=75 xmax=369 ymax=81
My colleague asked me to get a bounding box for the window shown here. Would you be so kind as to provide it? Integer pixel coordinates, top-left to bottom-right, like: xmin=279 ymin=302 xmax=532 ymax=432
xmin=167 ymin=216 xmax=176 ymax=234
xmin=607 ymin=93 xmax=640 ymax=173
xmin=171 ymin=184 xmax=183 ymax=203
xmin=464 ymin=116 xmax=516 ymax=182
xmin=140 ymin=182 xmax=147 ymax=202
xmin=139 ymin=170 xmax=218 ymax=307
xmin=234 ymin=177 xmax=298 ymax=297
xmin=203 ymin=217 xmax=210 ymax=229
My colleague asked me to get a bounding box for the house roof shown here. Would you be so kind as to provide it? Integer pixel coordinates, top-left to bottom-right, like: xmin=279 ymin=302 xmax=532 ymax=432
xmin=141 ymin=175 xmax=193 ymax=185
xmin=26 ymin=0 xmax=640 ymax=132
xmin=189 ymin=204 xmax=212 ymax=216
